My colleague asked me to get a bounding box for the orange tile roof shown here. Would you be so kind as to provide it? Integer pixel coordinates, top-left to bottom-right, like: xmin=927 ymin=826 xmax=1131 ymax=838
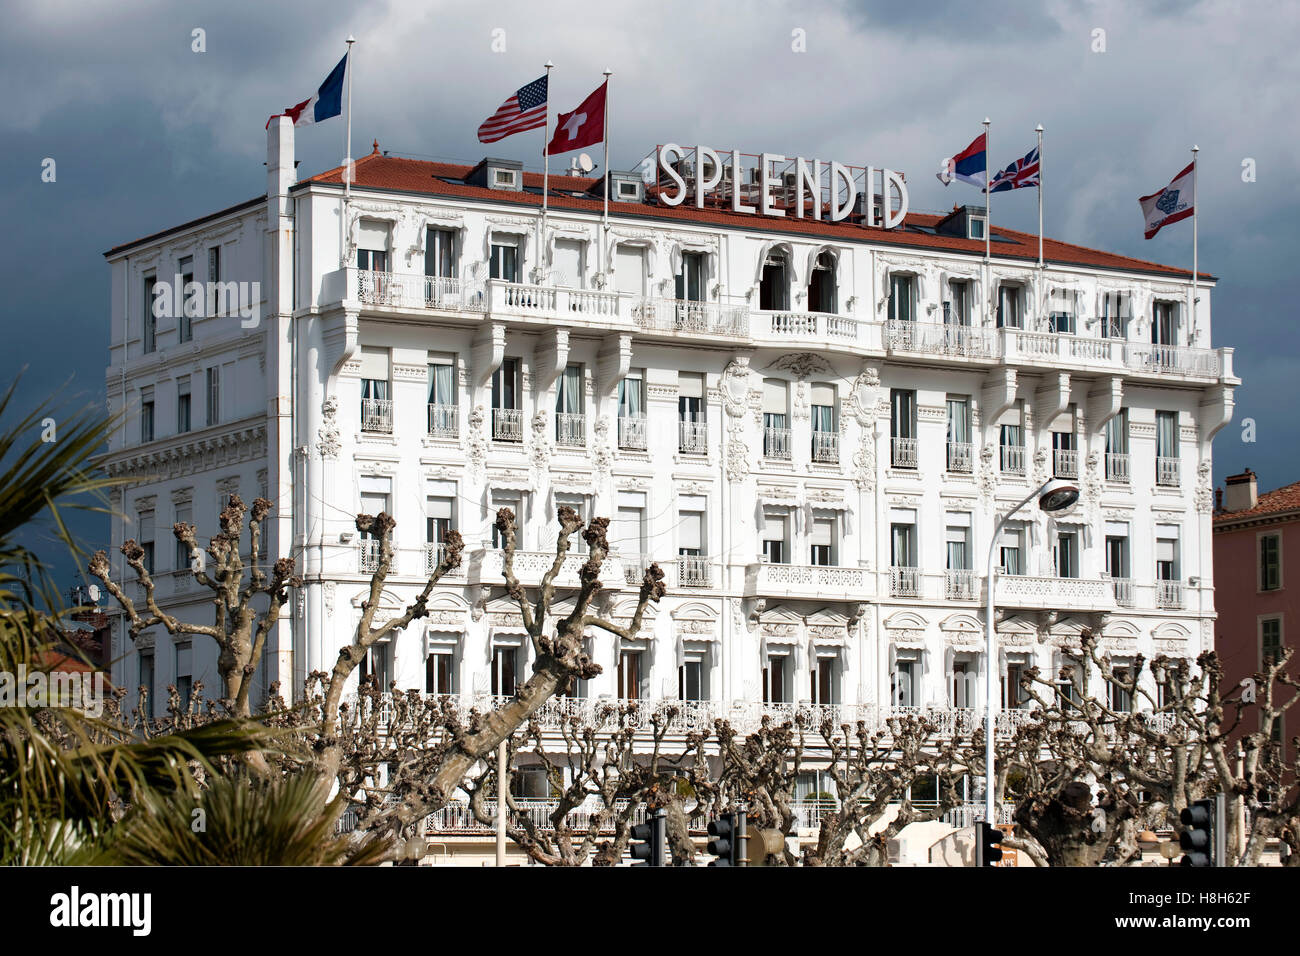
xmin=1214 ymin=479 xmax=1300 ymax=526
xmin=300 ymin=148 xmax=1212 ymax=281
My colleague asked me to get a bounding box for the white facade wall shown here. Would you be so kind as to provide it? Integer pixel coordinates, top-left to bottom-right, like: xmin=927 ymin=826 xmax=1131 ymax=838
xmin=102 ymin=120 xmax=1238 ymax=730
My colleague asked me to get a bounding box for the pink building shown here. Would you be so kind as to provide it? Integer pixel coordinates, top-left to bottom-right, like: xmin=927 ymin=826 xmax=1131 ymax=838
xmin=1212 ymin=468 xmax=1300 ymax=767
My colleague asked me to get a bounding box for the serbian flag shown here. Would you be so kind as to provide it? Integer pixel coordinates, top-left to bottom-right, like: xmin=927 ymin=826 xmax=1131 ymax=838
xmin=546 ymin=81 xmax=607 ymax=155
xmin=937 ymin=132 xmax=987 ymax=190
xmin=1139 ymin=162 xmax=1195 ymax=239
xmin=267 ymin=52 xmax=348 ymax=129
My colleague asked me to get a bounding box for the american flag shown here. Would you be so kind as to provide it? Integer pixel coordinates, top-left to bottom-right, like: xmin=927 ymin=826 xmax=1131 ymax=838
xmin=477 ymin=75 xmax=548 ymax=144
xmin=987 ymin=145 xmax=1040 ymax=193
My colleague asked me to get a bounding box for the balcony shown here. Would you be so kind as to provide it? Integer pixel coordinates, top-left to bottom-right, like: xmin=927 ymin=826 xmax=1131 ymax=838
xmin=358 ymin=539 xmax=383 ymax=573
xmin=999 ymin=327 xmax=1226 ymax=382
xmin=489 ymin=281 xmax=624 ymax=322
xmin=764 ymin=425 xmax=792 ymax=460
xmin=619 ymin=553 xmax=649 ymax=586
xmin=1000 ymin=444 xmax=1025 ymax=475
xmin=555 ymin=412 xmax=585 ymax=447
xmin=1157 ymin=456 xmax=1181 ymax=487
xmin=427 ymin=403 xmax=458 ymax=439
xmin=1125 ymin=343 xmax=1221 ymax=378
xmin=424 ymin=543 xmax=465 ymax=578
xmin=947 ymin=441 xmax=973 ymax=473
xmin=1155 ymin=579 xmax=1184 ymax=609
xmin=361 ymin=398 xmax=393 ymax=434
xmin=1111 ymin=577 xmax=1135 ymax=607
xmin=492 ymin=407 xmax=523 ymax=442
xmin=890 ymin=566 xmax=921 ymax=598
xmin=618 ymin=414 xmax=647 ymax=450
xmin=759 ymin=310 xmax=860 ymax=342
xmin=994 ymin=574 xmax=1114 ymax=611
xmin=945 ymin=569 xmax=978 ymax=601
xmin=350 ymin=268 xmax=485 ymax=313
xmin=891 ymin=437 xmax=917 ymax=469
xmin=679 ymin=419 xmax=708 ymax=454
xmin=747 ymin=561 xmax=869 ymax=601
xmin=885 ymin=319 xmax=996 ymax=359
xmin=677 ymin=555 xmax=713 ymax=589
xmin=469 ymin=548 xmax=626 ymax=590
xmin=633 ymin=297 xmax=748 ymax=338
xmin=812 ymin=430 xmax=839 ymax=464
xmin=1053 ymin=447 xmax=1078 ymax=479
xmin=1105 ymin=452 xmax=1130 ymax=483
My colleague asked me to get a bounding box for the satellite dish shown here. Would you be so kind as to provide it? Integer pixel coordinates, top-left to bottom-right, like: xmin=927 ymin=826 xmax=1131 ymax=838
xmin=577 ymin=153 xmax=594 ymax=173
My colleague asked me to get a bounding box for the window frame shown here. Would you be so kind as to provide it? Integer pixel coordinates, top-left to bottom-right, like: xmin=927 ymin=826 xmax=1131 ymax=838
xmin=1260 ymin=531 xmax=1282 ymax=592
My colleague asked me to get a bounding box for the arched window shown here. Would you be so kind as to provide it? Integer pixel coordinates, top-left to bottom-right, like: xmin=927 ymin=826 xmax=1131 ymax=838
xmin=759 ymin=248 xmax=790 ymax=311
xmin=808 ymin=250 xmax=837 ymax=313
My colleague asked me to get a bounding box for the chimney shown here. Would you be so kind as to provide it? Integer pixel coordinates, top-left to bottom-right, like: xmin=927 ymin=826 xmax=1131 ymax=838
xmin=1223 ymin=468 xmax=1258 ymax=512
xmin=1215 ymin=487 xmax=1223 ymax=512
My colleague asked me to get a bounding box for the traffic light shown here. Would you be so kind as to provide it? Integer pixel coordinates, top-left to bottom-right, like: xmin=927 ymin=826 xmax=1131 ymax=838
xmin=1180 ymin=795 xmax=1225 ymax=867
xmin=707 ymin=810 xmax=747 ymax=866
xmin=630 ymin=808 xmax=666 ymax=867
xmin=976 ymin=822 xmax=1004 ymax=867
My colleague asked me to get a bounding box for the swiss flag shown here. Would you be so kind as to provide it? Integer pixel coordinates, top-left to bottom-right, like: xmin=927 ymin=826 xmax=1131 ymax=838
xmin=546 ymin=81 xmax=606 ymax=155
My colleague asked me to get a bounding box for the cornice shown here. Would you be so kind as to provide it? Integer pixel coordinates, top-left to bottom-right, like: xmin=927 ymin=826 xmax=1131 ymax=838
xmin=102 ymin=420 xmax=267 ymax=483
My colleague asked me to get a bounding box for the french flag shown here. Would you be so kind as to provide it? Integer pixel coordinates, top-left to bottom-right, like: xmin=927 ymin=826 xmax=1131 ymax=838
xmin=267 ymin=52 xmax=348 ymax=129
xmin=937 ymin=132 xmax=987 ymax=190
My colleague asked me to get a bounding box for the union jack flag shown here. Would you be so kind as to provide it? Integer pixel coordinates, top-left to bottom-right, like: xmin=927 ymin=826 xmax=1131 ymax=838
xmin=988 ymin=146 xmax=1040 ymax=192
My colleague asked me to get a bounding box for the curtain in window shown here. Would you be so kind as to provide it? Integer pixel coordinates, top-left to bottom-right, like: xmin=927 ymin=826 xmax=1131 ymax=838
xmin=1156 ymin=411 xmax=1177 ymax=459
xmin=891 ymin=524 xmax=915 ymax=566
xmin=1001 ymin=424 xmax=1022 ymax=448
xmin=946 ymin=538 xmax=969 ymax=570
xmin=890 ymin=275 xmax=912 ymax=322
xmin=946 ymin=399 xmax=968 ymax=444
xmin=427 ymin=363 xmax=453 ymax=406
xmin=558 ymin=365 xmax=582 ymax=414
xmin=891 ymin=390 xmax=914 ymax=439
xmin=362 ymin=379 xmax=390 ymax=401
xmin=1105 ymin=412 xmax=1128 ymax=455
xmin=618 ymin=375 xmax=643 ymax=417
xmin=811 ymin=403 xmax=834 ymax=435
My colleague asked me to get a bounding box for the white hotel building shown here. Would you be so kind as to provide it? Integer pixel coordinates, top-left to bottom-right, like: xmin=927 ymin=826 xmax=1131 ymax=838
xmin=103 ymin=120 xmax=1237 ymax=750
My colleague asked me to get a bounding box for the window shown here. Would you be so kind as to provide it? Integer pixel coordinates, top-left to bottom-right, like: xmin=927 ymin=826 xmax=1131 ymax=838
xmin=140 ymin=388 xmax=154 ymax=444
xmin=679 ymin=654 xmax=707 ymax=701
xmin=676 ymin=251 xmax=706 ymax=302
xmin=175 ymin=643 xmax=193 ymax=712
xmin=425 ymin=227 xmax=457 ymax=279
xmin=892 ymin=653 xmax=918 ymax=708
xmin=617 ymin=650 xmax=642 ymax=700
xmin=555 ymin=363 xmax=584 ymax=446
xmin=1048 ymin=289 xmax=1076 ymax=334
xmin=205 ymin=366 xmax=220 ymax=427
xmin=1106 ymin=533 xmax=1130 ymax=588
xmin=946 ymin=397 xmax=971 ymax=472
xmin=678 ymin=372 xmax=706 ymax=454
xmin=614 ymin=491 xmax=647 ymax=564
xmin=1056 ymin=655 xmax=1083 ymax=709
xmin=811 ymin=655 xmax=839 ymax=705
xmin=811 ymin=383 xmax=836 ymax=462
xmin=489 ymin=241 xmax=519 ymax=282
xmin=615 ymin=245 xmax=646 ymax=296
xmin=1156 ymin=411 xmax=1179 ymax=485
xmin=178 ymin=255 xmax=194 ymax=343
xmin=360 ymin=347 xmax=392 ymax=434
xmin=968 ymin=216 xmax=986 ymax=240
xmin=427 ymin=353 xmax=457 ymax=437
xmin=1109 ymin=662 xmax=1134 ymax=713
xmin=1052 ymin=429 xmax=1077 ymax=478
xmin=357 ymin=641 xmax=392 ymax=690
xmin=139 ymin=650 xmax=155 ymax=719
xmin=137 ymin=510 xmax=155 ymax=574
xmin=1152 ymin=301 xmax=1176 ymax=345
xmin=490 ymin=490 xmax=522 ymax=549
xmin=1000 ymin=423 xmax=1024 ymax=474
xmin=176 ymin=377 xmax=191 ymax=434
xmin=999 ymin=528 xmax=1023 ymax=576
xmin=810 ymin=515 xmax=836 ymax=566
xmin=617 ymin=370 xmax=646 ymax=449
xmin=426 ymin=643 xmax=457 ymax=695
xmin=890 ymin=389 xmax=917 ymax=468
xmin=677 ymin=496 xmax=708 ymax=587
xmin=1100 ymin=292 xmax=1128 ymax=339
xmin=888 ymin=274 xmax=915 ymax=323
xmin=1156 ymin=530 xmax=1179 ymax=581
xmin=1261 ymin=534 xmax=1282 ymax=591
xmin=891 ymin=520 xmax=917 ymax=568
xmin=174 ymin=503 xmax=192 ymax=572
xmin=1105 ymin=409 xmax=1129 ymax=481
xmin=762 ymin=379 xmax=789 ymax=458
xmin=996 ymin=284 xmax=1022 ymax=329
xmin=945 ymin=280 xmax=971 ymax=326
xmin=360 ymin=478 xmax=392 ymax=529
xmin=762 ymin=511 xmax=789 ymax=564
xmin=555 ymin=493 xmax=588 ymax=553
xmin=492 ymin=358 xmax=521 ymax=442
xmin=1262 ymin=618 xmax=1283 ymax=668
xmin=142 ymin=276 xmax=157 ymax=354
xmin=946 ymin=522 xmax=971 ymax=570
xmin=492 ymin=644 xmax=518 ymax=696
xmin=759 ymin=248 xmax=789 ymax=311
xmin=808 ymin=251 xmax=837 ymax=314
xmin=426 ymin=487 xmax=455 ymax=552
xmin=950 ymin=655 xmax=977 ymax=709
xmin=1003 ymin=659 xmax=1029 ymax=709
xmin=356 ymin=220 xmax=389 ymax=272
xmin=763 ymin=652 xmax=789 ymax=704
xmin=1055 ymin=530 xmax=1078 ymax=578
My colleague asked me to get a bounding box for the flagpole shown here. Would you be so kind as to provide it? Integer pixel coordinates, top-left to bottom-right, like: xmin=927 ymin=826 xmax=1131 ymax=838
xmin=1036 ymin=124 xmax=1044 ymax=269
xmin=602 ymin=68 xmax=612 ymax=276
xmin=541 ymin=61 xmax=554 ymax=275
xmin=1191 ymin=144 xmax=1199 ymax=335
xmin=341 ymin=36 xmax=355 ymax=270
xmin=983 ymin=118 xmax=991 ymax=264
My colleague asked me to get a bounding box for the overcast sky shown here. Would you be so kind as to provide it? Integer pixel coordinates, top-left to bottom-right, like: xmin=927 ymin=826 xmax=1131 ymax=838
xmin=3 ymin=0 xmax=1297 ymax=585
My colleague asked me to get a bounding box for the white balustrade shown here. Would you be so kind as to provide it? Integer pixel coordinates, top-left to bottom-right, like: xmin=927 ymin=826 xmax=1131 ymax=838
xmin=1157 ymin=456 xmax=1181 ymax=487
xmin=352 ymin=268 xmax=484 ymax=312
xmin=677 ymin=555 xmax=712 ymax=588
xmin=1053 ymin=447 xmax=1079 ymax=479
xmin=427 ymin=403 xmax=458 ymax=438
xmin=1106 ymin=452 xmax=1130 ymax=483
xmin=764 ymin=425 xmax=792 ymax=459
xmin=618 ymin=414 xmax=647 ymax=450
xmin=891 ymin=436 xmax=918 ymax=468
xmin=492 ymin=407 xmax=523 ymax=442
xmin=555 ymin=412 xmax=585 ymax=447
xmin=945 ymin=569 xmax=978 ymax=601
xmin=886 ymin=319 xmax=995 ymax=358
xmin=633 ymin=298 xmax=749 ymax=337
xmin=890 ymin=566 xmax=921 ymax=597
xmin=947 ymin=441 xmax=973 ymax=473
xmin=1000 ymin=444 xmax=1025 ymax=475
xmin=812 ymin=431 xmax=839 ymax=463
xmin=1111 ymin=577 xmax=1135 ymax=607
xmin=1155 ymin=579 xmax=1184 ymax=609
xmin=358 ymin=539 xmax=383 ymax=573
xmin=361 ymin=397 xmax=393 ymax=433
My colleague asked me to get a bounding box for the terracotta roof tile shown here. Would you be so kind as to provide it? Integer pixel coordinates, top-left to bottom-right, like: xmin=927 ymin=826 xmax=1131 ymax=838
xmin=302 ymin=153 xmax=1212 ymax=280
xmin=1214 ymin=479 xmax=1300 ymax=525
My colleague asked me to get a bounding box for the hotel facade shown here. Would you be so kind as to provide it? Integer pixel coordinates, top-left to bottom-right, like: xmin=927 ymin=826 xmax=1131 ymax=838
xmin=102 ymin=119 xmax=1237 ymax=756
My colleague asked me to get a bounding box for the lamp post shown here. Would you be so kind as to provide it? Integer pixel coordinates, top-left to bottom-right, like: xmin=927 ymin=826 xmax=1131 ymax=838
xmin=983 ymin=477 xmax=1079 ymax=826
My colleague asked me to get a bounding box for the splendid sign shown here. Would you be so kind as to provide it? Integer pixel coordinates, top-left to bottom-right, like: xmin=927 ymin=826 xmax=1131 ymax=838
xmin=655 ymin=143 xmax=909 ymax=229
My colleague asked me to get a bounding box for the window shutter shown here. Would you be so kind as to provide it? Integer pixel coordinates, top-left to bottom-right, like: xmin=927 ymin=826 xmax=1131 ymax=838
xmin=1156 ymin=539 xmax=1176 ymax=563
xmin=811 ymin=518 xmax=834 ymax=547
xmin=678 ymin=372 xmax=704 ymax=399
xmin=810 ymin=383 xmax=834 ymax=407
xmin=679 ymin=512 xmax=702 ymax=551
xmin=359 ymin=347 xmax=390 ymax=380
xmin=357 ymin=220 xmax=388 ymax=251
xmin=763 ymin=379 xmax=787 ymax=413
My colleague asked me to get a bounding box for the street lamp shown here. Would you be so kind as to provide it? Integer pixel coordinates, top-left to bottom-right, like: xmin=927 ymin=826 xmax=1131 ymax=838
xmin=983 ymin=477 xmax=1079 ymax=827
